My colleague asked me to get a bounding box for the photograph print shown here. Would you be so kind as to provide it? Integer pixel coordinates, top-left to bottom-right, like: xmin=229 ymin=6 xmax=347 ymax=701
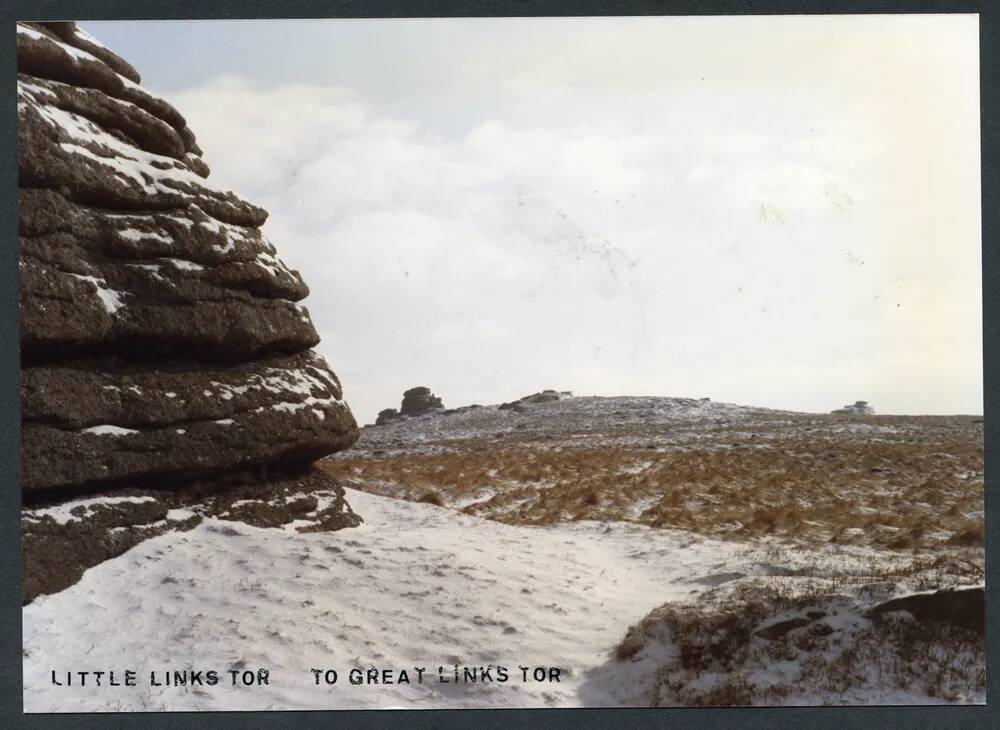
xmin=16 ymin=13 xmax=985 ymax=710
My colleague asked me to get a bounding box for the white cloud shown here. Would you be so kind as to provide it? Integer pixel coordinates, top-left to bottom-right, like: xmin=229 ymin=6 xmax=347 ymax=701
xmin=165 ymin=15 xmax=981 ymax=422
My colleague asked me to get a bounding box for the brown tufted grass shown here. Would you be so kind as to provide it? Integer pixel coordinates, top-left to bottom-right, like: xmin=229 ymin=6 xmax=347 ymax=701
xmin=321 ymin=416 xmax=983 ymax=552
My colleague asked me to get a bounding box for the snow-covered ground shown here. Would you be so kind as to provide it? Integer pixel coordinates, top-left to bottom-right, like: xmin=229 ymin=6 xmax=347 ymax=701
xmin=24 ymin=488 xmax=751 ymax=711
xmin=23 ymin=486 xmax=981 ymax=711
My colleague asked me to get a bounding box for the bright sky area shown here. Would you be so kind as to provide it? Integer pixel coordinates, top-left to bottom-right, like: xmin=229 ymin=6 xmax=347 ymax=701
xmin=85 ymin=15 xmax=983 ymax=423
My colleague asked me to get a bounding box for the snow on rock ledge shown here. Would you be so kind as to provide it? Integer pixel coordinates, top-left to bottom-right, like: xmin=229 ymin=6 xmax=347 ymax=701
xmin=18 ymin=20 xmax=361 ymax=590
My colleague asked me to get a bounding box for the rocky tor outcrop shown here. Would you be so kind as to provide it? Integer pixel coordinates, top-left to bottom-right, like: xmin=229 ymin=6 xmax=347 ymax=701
xmin=400 ymin=386 xmax=444 ymax=416
xmin=832 ymin=400 xmax=875 ymax=415
xmin=499 ymin=389 xmax=572 ymax=411
xmin=375 ymin=408 xmax=401 ymax=426
xmin=18 ymin=22 xmax=361 ymax=599
xmin=373 ymin=386 xmax=445 ymax=425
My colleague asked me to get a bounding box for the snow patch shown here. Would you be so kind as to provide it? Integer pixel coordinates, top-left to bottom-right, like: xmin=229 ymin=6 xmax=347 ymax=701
xmin=82 ymin=424 xmax=139 ymax=436
xmin=68 ymin=274 xmax=126 ymax=314
xmin=118 ymin=228 xmax=172 ymax=245
xmin=164 ymin=258 xmax=204 ymax=272
xmin=22 ymin=489 xmax=746 ymax=710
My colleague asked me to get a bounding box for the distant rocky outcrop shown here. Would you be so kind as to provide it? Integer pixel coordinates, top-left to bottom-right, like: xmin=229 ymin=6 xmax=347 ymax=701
xmin=17 ymin=22 xmax=361 ymax=600
xmin=371 ymin=387 xmax=445 ymax=426
xmin=499 ymin=389 xmax=572 ymax=411
xmin=400 ymin=386 xmax=444 ymax=416
xmin=375 ymin=408 xmax=400 ymax=426
xmin=372 ymin=388 xmax=570 ymax=425
xmin=832 ymin=400 xmax=875 ymax=415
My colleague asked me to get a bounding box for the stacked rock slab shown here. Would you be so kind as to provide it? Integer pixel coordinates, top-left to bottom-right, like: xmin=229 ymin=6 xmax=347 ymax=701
xmin=18 ymin=21 xmax=361 ymax=599
xmin=371 ymin=387 xmax=443 ymax=425
xmin=400 ymin=386 xmax=444 ymax=417
xmin=375 ymin=408 xmax=401 ymax=426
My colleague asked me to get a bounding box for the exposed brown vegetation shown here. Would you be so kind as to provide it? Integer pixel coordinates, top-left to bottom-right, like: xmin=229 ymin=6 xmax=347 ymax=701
xmin=322 ymin=412 xmax=983 ymax=552
xmin=417 ymin=491 xmax=446 ymax=506
xmin=320 ymin=402 xmax=985 ymax=705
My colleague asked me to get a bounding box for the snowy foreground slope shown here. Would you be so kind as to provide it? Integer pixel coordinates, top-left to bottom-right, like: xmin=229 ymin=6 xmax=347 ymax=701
xmin=24 ymin=395 xmax=985 ymax=710
xmin=24 ymin=488 xmax=982 ymax=711
xmin=25 ymin=488 xmax=746 ymax=711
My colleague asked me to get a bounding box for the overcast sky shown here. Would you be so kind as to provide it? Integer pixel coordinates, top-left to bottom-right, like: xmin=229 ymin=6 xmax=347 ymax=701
xmin=86 ymin=15 xmax=982 ymax=423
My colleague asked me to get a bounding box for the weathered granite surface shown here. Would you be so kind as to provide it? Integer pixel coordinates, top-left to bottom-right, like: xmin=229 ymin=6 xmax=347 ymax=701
xmin=18 ymin=21 xmax=362 ymax=602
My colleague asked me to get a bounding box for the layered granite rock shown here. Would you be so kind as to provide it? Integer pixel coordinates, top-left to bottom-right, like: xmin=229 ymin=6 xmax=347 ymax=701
xmin=400 ymin=386 xmax=444 ymax=417
xmin=22 ymin=466 xmax=359 ymax=603
xmin=375 ymin=408 xmax=401 ymax=426
xmin=22 ymin=351 xmax=357 ymax=492
xmin=18 ymin=22 xmax=361 ymax=599
xmin=372 ymin=386 xmax=445 ymax=426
